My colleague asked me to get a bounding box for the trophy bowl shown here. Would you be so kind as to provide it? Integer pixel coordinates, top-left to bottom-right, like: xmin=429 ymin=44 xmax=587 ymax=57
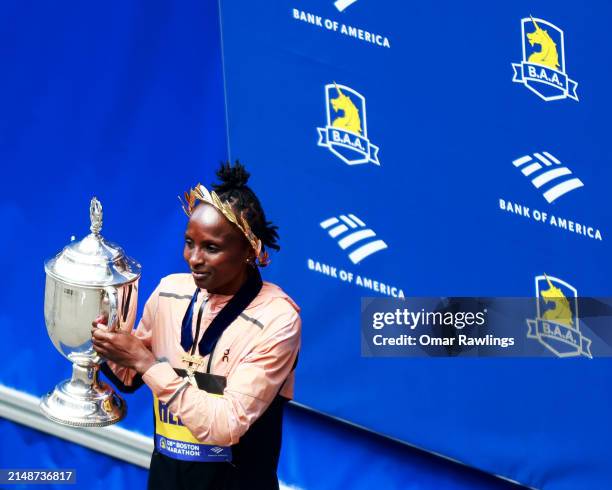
xmin=40 ymin=197 xmax=141 ymax=427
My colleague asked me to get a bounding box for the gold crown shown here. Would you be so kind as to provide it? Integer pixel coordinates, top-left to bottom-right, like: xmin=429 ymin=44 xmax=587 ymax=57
xmin=179 ymin=184 xmax=270 ymax=267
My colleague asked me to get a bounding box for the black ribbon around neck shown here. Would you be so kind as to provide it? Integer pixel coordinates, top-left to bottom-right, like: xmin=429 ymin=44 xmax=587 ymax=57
xmin=180 ymin=268 xmax=263 ymax=359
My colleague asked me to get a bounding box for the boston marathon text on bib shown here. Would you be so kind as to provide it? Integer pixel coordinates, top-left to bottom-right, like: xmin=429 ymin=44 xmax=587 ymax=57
xmin=153 ymin=369 xmax=231 ymax=462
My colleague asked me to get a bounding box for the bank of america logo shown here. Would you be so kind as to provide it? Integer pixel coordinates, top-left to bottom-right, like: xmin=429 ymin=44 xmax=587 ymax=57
xmin=320 ymin=214 xmax=388 ymax=263
xmin=334 ymin=0 xmax=358 ymax=12
xmin=210 ymin=446 xmax=224 ymax=454
xmin=512 ymin=151 xmax=584 ymax=203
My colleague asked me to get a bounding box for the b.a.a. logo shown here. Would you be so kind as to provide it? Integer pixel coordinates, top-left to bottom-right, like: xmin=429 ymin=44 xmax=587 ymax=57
xmin=512 ymin=16 xmax=578 ymax=102
xmin=317 ymin=83 xmax=380 ymax=166
xmin=526 ymin=275 xmax=591 ymax=358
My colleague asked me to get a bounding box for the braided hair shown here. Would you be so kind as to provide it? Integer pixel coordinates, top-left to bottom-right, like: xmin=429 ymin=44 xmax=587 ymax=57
xmin=212 ymin=161 xmax=280 ymax=255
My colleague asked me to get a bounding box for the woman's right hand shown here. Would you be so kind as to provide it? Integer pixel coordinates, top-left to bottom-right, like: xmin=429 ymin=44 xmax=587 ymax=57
xmin=92 ymin=314 xmax=109 ymax=331
xmin=91 ymin=315 xmax=156 ymax=374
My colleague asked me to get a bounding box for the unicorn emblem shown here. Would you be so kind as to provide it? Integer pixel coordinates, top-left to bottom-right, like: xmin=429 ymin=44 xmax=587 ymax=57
xmin=330 ymin=83 xmax=362 ymax=135
xmin=526 ymin=275 xmax=592 ymax=358
xmin=317 ymin=82 xmax=380 ymax=166
xmin=540 ymin=274 xmax=573 ymax=327
xmin=526 ymin=16 xmax=560 ymax=70
xmin=511 ymin=16 xmax=578 ymax=102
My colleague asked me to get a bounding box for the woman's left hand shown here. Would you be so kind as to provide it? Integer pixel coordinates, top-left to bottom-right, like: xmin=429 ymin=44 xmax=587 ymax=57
xmin=91 ymin=321 xmax=157 ymax=374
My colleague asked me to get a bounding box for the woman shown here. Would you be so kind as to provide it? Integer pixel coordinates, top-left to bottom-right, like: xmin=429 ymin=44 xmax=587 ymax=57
xmin=92 ymin=162 xmax=301 ymax=490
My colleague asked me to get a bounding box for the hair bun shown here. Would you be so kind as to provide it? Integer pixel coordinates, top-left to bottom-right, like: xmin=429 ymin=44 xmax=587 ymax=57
xmin=214 ymin=160 xmax=250 ymax=192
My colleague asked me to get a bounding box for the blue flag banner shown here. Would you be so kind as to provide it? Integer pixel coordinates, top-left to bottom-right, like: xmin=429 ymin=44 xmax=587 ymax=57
xmin=219 ymin=1 xmax=612 ymax=488
xmin=0 ymin=0 xmax=226 ymax=437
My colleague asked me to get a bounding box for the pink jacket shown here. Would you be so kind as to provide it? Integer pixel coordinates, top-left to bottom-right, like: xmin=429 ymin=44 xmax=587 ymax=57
xmin=109 ymin=273 xmax=301 ymax=446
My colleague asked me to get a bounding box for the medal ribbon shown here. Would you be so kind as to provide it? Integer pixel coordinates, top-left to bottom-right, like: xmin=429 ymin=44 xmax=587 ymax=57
xmin=180 ymin=268 xmax=263 ymax=361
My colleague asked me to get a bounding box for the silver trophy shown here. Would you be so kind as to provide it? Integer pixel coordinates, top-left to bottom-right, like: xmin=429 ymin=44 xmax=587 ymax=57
xmin=40 ymin=197 xmax=141 ymax=427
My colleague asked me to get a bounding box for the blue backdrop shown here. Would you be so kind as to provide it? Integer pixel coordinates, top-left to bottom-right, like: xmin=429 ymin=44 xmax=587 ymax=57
xmin=1 ymin=0 xmax=226 ymax=436
xmin=219 ymin=1 xmax=612 ymax=489
xmin=1 ymin=0 xmax=610 ymax=488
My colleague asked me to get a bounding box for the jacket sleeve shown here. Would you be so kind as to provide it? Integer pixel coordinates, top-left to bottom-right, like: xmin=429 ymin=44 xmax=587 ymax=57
xmin=141 ymin=303 xmax=301 ymax=446
xmin=101 ymin=284 xmax=160 ymax=392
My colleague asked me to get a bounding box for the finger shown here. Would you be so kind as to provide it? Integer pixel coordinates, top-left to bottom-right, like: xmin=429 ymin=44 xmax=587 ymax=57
xmin=95 ymin=313 xmax=108 ymax=324
xmin=91 ymin=327 xmax=109 ymax=338
xmin=92 ymin=329 xmax=114 ymax=341
xmin=91 ymin=341 xmax=106 ymax=353
xmin=92 ymin=313 xmax=110 ymax=328
xmin=93 ymin=347 xmax=109 ymax=359
xmin=91 ymin=336 xmax=106 ymax=346
xmin=91 ymin=337 xmax=111 ymax=348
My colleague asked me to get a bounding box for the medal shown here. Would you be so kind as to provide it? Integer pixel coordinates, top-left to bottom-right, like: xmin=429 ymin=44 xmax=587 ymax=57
xmin=181 ymin=353 xmax=205 ymax=387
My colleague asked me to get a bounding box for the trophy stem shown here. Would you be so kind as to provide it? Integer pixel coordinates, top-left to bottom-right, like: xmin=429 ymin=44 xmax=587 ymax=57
xmin=40 ymin=361 xmax=127 ymax=427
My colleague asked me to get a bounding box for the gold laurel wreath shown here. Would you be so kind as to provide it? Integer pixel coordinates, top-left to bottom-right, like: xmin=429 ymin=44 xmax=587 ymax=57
xmin=179 ymin=184 xmax=270 ymax=267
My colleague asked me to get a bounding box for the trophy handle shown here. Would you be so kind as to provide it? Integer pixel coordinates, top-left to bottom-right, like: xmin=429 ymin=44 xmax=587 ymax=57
xmin=104 ymin=287 xmax=119 ymax=332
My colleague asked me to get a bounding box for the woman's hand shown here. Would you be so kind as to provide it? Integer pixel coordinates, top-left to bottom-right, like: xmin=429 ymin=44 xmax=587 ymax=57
xmin=91 ymin=315 xmax=157 ymax=374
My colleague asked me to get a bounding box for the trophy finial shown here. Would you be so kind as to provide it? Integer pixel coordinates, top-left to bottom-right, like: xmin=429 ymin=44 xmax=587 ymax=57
xmin=90 ymin=197 xmax=103 ymax=235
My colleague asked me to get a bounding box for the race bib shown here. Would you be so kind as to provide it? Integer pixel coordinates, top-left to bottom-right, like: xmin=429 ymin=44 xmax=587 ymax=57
xmin=153 ymin=394 xmax=232 ymax=462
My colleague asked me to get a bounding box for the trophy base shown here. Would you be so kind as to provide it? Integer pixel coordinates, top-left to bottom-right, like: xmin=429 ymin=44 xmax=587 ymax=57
xmin=40 ymin=364 xmax=126 ymax=427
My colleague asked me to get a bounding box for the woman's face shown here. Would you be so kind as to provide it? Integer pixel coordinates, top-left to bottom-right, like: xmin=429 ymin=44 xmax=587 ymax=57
xmin=183 ymin=203 xmax=252 ymax=295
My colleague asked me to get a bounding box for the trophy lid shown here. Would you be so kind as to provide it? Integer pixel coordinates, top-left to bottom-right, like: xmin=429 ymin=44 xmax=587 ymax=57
xmin=44 ymin=197 xmax=142 ymax=287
